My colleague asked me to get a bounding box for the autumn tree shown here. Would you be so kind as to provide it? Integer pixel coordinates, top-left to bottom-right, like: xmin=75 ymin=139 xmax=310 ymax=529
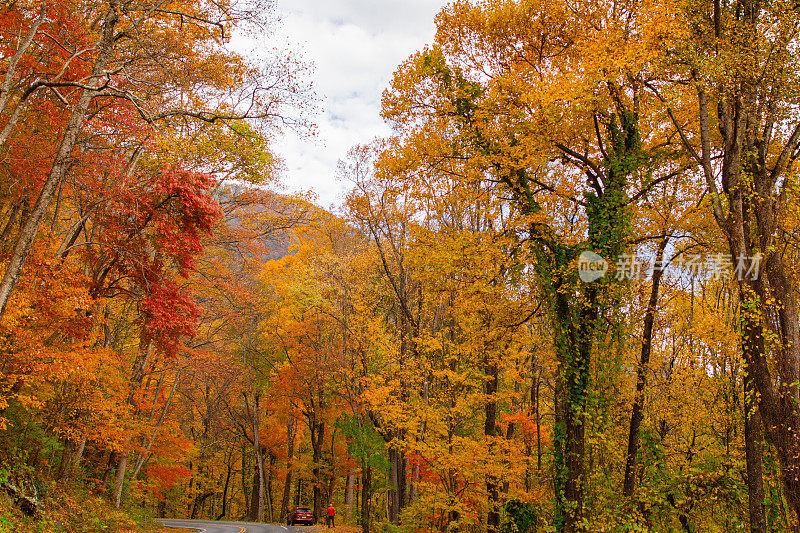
xmin=639 ymin=0 xmax=800 ymax=525
xmin=0 ymin=0 xmax=310 ymax=322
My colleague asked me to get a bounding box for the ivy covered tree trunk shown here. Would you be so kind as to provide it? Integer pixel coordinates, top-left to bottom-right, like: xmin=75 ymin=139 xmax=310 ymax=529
xmin=546 ymin=261 xmax=602 ymax=532
xmin=552 ymin=286 xmax=595 ymax=532
xmin=530 ymin=104 xmax=637 ymax=533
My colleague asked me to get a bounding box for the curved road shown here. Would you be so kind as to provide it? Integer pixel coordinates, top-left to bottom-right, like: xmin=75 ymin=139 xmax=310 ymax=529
xmin=158 ymin=519 xmax=316 ymax=533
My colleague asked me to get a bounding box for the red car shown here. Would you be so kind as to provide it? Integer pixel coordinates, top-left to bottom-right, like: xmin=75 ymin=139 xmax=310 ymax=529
xmin=288 ymin=507 xmax=315 ymax=526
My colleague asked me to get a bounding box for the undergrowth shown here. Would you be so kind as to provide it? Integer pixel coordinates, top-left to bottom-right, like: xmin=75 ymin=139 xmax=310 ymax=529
xmin=0 ymin=480 xmax=164 ymax=533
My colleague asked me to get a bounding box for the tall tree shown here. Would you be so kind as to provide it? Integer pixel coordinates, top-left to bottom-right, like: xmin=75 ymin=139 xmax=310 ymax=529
xmin=649 ymin=0 xmax=800 ymax=523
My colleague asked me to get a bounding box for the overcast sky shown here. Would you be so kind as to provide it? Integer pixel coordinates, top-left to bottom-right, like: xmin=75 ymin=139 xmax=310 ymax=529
xmin=261 ymin=0 xmax=448 ymax=208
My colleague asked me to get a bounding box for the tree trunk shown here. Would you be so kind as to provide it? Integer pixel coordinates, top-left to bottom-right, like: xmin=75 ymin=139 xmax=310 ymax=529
xmin=388 ymin=447 xmax=400 ymax=524
xmin=502 ymin=382 xmax=518 ymax=495
xmin=101 ymin=451 xmax=115 ymax=493
xmin=242 ymin=441 xmax=250 ymax=516
xmin=279 ymin=417 xmax=295 ymax=522
xmin=73 ymin=438 xmax=86 ymax=470
xmin=346 ymin=468 xmax=355 ymax=522
xmin=744 ymin=369 xmax=766 ymax=533
xmin=294 ymin=477 xmax=302 ymax=507
xmin=312 ymin=421 xmax=325 ymax=523
xmin=113 ymin=451 xmax=128 ymax=508
xmin=485 ymin=351 xmax=500 ymax=532
xmin=57 ymin=438 xmax=76 ymax=481
xmin=361 ymin=463 xmax=372 ymax=533
xmin=217 ymin=457 xmax=233 ymax=520
xmin=249 ymin=468 xmax=260 ymax=521
xmin=623 ymin=239 xmax=667 ymax=497
xmin=527 ymin=354 xmax=541 ymax=492
xmin=355 ymin=476 xmax=360 ymax=524
xmin=326 ymin=431 xmax=336 ymax=508
xmin=266 ymin=452 xmax=275 ymax=522
xmin=307 ymin=386 xmax=327 ymax=525
xmin=553 ymin=283 xmax=597 ymax=533
xmin=249 ymin=393 xmax=266 ymax=523
xmin=386 ymin=443 xmax=408 ymax=526
xmin=0 ymin=201 xmax=20 ymax=245
xmin=410 ymin=462 xmax=419 ymax=503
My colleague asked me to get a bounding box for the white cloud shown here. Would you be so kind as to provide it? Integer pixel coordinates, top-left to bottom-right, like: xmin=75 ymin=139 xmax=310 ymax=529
xmin=260 ymin=0 xmax=449 ymax=207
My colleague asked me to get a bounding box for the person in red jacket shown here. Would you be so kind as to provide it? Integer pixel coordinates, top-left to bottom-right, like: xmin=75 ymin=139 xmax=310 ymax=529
xmin=326 ymin=502 xmax=335 ymax=528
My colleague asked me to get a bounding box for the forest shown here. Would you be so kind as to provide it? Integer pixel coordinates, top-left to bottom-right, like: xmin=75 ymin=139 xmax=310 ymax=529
xmin=1 ymin=0 xmax=800 ymax=532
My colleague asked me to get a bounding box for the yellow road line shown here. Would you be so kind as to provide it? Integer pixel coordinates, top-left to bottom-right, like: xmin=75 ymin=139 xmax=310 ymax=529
xmin=159 ymin=521 xmax=247 ymax=532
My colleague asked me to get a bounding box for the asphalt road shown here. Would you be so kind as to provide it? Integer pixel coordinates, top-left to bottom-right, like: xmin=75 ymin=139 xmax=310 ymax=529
xmin=158 ymin=519 xmax=318 ymax=533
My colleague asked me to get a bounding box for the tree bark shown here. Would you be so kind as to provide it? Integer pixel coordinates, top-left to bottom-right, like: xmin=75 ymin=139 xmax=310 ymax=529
xmin=744 ymin=368 xmax=766 ymax=532
xmin=326 ymin=431 xmax=336 ymax=509
xmin=101 ymin=451 xmax=115 ymax=493
xmin=113 ymin=451 xmax=128 ymax=508
xmin=242 ymin=441 xmax=250 ymax=515
xmin=248 ymin=468 xmax=260 ymax=521
xmin=553 ymin=283 xmax=596 ymax=533
xmin=56 ymin=438 xmax=76 ymax=481
xmin=72 ymin=438 xmax=86 ymax=470
xmin=346 ymin=468 xmax=355 ymax=522
xmin=0 ymin=201 xmax=20 ymax=245
xmin=307 ymin=386 xmax=326 ymax=523
xmin=312 ymin=422 xmax=325 ymax=523
xmin=387 ymin=445 xmax=408 ymax=525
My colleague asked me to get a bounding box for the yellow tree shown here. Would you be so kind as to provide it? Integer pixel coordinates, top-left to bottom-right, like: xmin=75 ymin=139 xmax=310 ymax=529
xmin=643 ymin=0 xmax=800 ymax=526
xmin=342 ymin=139 xmax=542 ymax=530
